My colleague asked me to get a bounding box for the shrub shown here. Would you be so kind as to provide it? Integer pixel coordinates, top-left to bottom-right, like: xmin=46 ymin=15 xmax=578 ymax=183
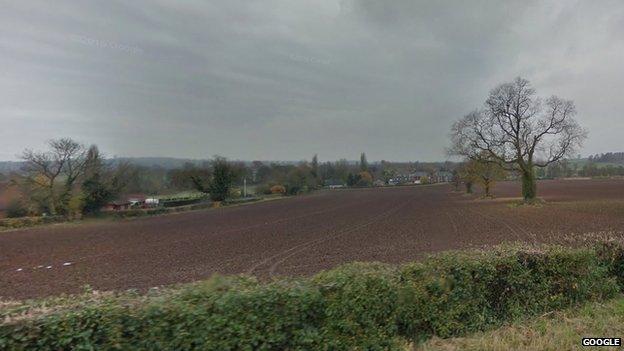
xmin=356 ymin=171 xmax=373 ymax=187
xmin=1 ymin=243 xmax=622 ymax=350
xmin=254 ymin=184 xmax=272 ymax=195
xmin=270 ymin=185 xmax=286 ymax=195
xmin=0 ymin=215 xmax=65 ymax=229
xmin=67 ymin=195 xmax=85 ymax=218
xmin=313 ymin=263 xmax=403 ymax=349
xmin=595 ymin=240 xmax=624 ymax=289
xmin=396 ymin=245 xmax=618 ymax=340
xmin=5 ymin=199 xmax=28 ymax=218
xmin=162 ymin=198 xmax=203 ymax=208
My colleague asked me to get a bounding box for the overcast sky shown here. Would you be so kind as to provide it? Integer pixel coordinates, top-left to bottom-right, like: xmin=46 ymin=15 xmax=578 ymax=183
xmin=1 ymin=1 xmax=623 ymax=162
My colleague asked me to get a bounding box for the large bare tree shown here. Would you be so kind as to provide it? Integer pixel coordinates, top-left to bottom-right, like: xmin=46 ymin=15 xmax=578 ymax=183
xmin=449 ymin=77 xmax=586 ymax=201
xmin=21 ymin=138 xmax=88 ymax=214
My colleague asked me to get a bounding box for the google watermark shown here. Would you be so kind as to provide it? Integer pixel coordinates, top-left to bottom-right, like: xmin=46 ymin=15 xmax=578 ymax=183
xmin=69 ymin=34 xmax=143 ymax=55
xmin=581 ymin=337 xmax=621 ymax=347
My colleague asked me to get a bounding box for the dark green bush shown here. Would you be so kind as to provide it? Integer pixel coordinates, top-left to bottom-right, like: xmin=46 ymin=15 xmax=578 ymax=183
xmin=6 ymin=199 xmax=28 ymax=218
xmin=313 ymin=263 xmax=403 ymax=349
xmin=596 ymin=240 xmax=624 ymax=289
xmin=1 ymin=243 xmax=622 ymax=350
xmin=397 ymin=246 xmax=618 ymax=340
xmin=162 ymin=198 xmax=203 ymax=208
xmin=0 ymin=215 xmax=65 ymax=230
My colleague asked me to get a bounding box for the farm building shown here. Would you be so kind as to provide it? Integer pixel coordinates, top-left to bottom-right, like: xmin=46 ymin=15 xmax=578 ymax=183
xmin=103 ymin=195 xmax=162 ymax=211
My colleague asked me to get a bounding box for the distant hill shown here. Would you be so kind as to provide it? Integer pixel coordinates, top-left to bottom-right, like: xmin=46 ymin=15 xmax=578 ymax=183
xmin=107 ymin=157 xmax=206 ymax=170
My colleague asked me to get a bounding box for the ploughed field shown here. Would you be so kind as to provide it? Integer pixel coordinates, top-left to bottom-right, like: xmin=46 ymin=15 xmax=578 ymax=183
xmin=2 ymin=179 xmax=624 ymax=299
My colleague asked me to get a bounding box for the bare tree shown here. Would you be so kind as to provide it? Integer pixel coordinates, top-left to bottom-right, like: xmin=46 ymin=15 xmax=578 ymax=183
xmin=462 ymin=156 xmax=506 ymax=198
xmin=449 ymin=77 xmax=587 ymax=201
xmin=21 ymin=138 xmax=87 ymax=215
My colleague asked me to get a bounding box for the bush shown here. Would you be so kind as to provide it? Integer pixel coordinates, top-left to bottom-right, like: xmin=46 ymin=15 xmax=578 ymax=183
xmin=595 ymin=240 xmax=624 ymax=288
xmin=0 ymin=215 xmax=65 ymax=229
xmin=254 ymin=184 xmax=272 ymax=195
xmin=356 ymin=171 xmax=373 ymax=187
xmin=270 ymin=185 xmax=286 ymax=195
xmin=5 ymin=199 xmax=28 ymax=218
xmin=161 ymin=198 xmax=203 ymax=208
xmin=1 ymin=243 xmax=622 ymax=350
xmin=396 ymin=245 xmax=617 ymax=340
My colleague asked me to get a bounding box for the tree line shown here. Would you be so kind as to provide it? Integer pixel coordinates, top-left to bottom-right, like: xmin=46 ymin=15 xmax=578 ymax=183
xmin=3 ymin=141 xmax=460 ymax=218
xmin=587 ymin=152 xmax=624 ymax=164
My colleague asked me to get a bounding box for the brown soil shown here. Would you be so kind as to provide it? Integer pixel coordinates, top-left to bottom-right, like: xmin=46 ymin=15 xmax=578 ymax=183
xmin=2 ymin=179 xmax=624 ymax=299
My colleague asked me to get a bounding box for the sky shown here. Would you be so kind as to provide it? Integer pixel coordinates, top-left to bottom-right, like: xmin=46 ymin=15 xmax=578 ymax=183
xmin=1 ymin=1 xmax=624 ymax=162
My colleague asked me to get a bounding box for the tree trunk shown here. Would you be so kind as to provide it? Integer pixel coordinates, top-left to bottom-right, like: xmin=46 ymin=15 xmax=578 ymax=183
xmin=484 ymin=180 xmax=491 ymax=197
xmin=47 ymin=190 xmax=57 ymax=215
xmin=521 ymin=167 xmax=537 ymax=201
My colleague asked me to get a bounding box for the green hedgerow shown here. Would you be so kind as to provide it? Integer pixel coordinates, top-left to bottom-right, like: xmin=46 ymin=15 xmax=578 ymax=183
xmin=1 ymin=242 xmax=623 ymax=350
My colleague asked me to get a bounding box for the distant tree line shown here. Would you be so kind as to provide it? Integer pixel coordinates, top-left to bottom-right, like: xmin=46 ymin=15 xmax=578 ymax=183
xmin=3 ymin=139 xmax=466 ymax=218
xmin=588 ymin=152 xmax=624 ymax=164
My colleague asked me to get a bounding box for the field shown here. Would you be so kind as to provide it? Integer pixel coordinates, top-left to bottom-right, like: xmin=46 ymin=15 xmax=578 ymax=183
xmin=2 ymin=179 xmax=624 ymax=299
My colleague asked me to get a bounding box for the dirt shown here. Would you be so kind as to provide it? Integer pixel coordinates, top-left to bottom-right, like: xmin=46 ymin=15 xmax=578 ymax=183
xmin=2 ymin=179 xmax=624 ymax=299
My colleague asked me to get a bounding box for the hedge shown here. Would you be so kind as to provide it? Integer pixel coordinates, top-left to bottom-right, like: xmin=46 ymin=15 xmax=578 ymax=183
xmin=0 ymin=215 xmax=65 ymax=230
xmin=1 ymin=241 xmax=623 ymax=350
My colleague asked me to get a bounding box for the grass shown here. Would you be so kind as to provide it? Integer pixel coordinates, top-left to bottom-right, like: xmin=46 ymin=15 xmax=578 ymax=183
xmin=415 ymin=295 xmax=624 ymax=351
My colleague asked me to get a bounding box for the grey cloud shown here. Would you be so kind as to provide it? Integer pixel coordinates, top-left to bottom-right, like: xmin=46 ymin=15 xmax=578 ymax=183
xmin=1 ymin=0 xmax=623 ymax=161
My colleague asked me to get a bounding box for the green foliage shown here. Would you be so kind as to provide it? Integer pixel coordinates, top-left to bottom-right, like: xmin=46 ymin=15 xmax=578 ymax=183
xmin=356 ymin=171 xmax=373 ymax=187
xmin=190 ymin=157 xmax=235 ymax=202
xmin=0 ymin=215 xmax=65 ymax=230
xmin=595 ymin=241 xmax=624 ymax=289
xmin=81 ymin=175 xmax=114 ymax=214
xmin=346 ymin=171 xmax=373 ymax=187
xmin=284 ymin=164 xmax=316 ymax=195
xmin=6 ymin=199 xmax=28 ymax=218
xmin=207 ymin=157 xmax=234 ymax=202
xmin=360 ymin=152 xmax=369 ymax=172
xmin=2 ymin=243 xmax=622 ymax=350
xmin=313 ymin=263 xmax=403 ymax=349
xmin=397 ymin=246 xmax=617 ymax=340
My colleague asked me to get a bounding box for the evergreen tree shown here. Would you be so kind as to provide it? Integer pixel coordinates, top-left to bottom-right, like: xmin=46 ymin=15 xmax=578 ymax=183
xmin=360 ymin=153 xmax=368 ymax=172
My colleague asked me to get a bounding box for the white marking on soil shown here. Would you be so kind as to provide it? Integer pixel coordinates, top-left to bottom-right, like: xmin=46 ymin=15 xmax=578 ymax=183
xmin=45 ymin=265 xmax=52 ymax=269
xmin=16 ymin=268 xmax=23 ymax=272
xmin=63 ymin=262 xmax=72 ymax=266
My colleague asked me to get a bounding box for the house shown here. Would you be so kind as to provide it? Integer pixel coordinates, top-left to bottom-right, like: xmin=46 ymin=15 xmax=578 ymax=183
xmin=390 ymin=172 xmax=429 ymax=185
